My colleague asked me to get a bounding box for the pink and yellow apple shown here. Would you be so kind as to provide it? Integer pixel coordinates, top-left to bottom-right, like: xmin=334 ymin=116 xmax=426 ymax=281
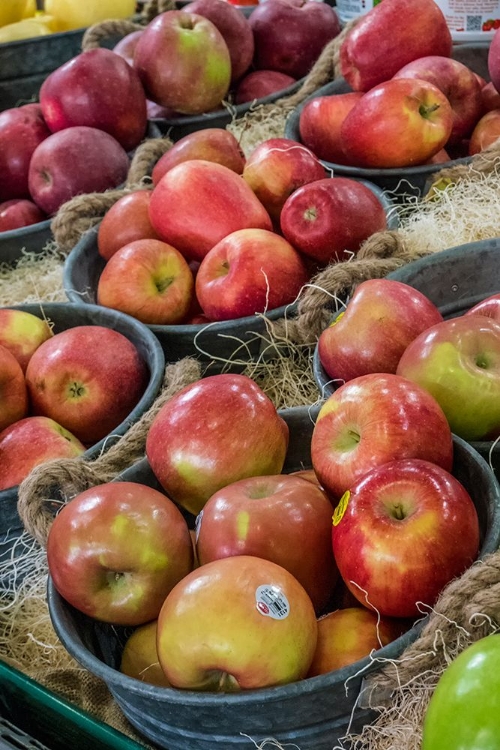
xmin=0 ymin=308 xmax=53 ymax=372
xmin=468 ymin=109 xmax=500 ymax=155
xmin=0 ymin=344 xmax=29 ymax=432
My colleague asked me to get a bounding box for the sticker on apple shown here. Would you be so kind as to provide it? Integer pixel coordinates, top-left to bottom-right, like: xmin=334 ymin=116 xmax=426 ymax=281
xmin=333 ymin=490 xmax=350 ymax=526
xmin=255 ymin=585 xmax=290 ymax=620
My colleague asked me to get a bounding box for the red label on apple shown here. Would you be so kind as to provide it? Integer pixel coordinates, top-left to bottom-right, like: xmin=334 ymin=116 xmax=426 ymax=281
xmin=255 ymin=585 xmax=290 ymax=620
xmin=333 ymin=491 xmax=350 ymax=527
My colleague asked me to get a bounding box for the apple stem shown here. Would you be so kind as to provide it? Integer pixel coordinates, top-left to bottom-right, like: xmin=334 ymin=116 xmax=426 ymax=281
xmin=419 ymin=102 xmax=440 ymax=119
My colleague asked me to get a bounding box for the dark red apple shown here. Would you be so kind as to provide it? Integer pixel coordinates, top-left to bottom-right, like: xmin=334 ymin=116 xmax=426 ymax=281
xmin=0 ymin=199 xmax=46 ymax=232
xmin=235 ymin=70 xmax=297 ymax=105
xmin=113 ymin=30 xmax=144 ymax=67
xmin=0 ymin=103 xmax=51 ymax=202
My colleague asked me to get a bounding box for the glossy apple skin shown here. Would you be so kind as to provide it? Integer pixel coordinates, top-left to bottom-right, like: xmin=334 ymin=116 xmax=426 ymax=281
xmin=235 ymin=70 xmax=296 ymax=105
xmin=468 ymin=109 xmax=500 ymax=155
xmin=340 ymin=0 xmax=453 ymax=92
xmin=25 ymin=326 xmax=148 ymax=445
xmin=280 ymin=177 xmax=388 ymax=265
xmin=97 ymin=239 xmax=195 ymax=325
xmin=112 ymin=30 xmax=144 ymax=67
xmin=195 ymin=227 xmax=309 ymax=321
xmin=340 ymin=78 xmax=454 ymax=168
xmin=0 ymin=344 xmax=29 ymax=432
xmin=134 ymin=11 xmax=231 ymax=115
xmin=151 ymin=128 xmax=245 ymax=186
xmin=146 ymin=374 xmax=289 ymax=515
xmin=47 ymin=482 xmax=194 ymax=626
xmin=28 ymin=126 xmax=129 ymax=217
xmin=397 ymin=315 xmax=500 ymax=441
xmin=242 ymin=137 xmax=325 ymax=225
xmin=0 ymin=416 xmax=85 ymax=491
xmin=149 ymin=159 xmax=272 ymax=262
xmin=298 ymin=92 xmax=363 ymax=164
xmin=317 ymin=278 xmax=444 ymax=383
xmin=120 ymin=620 xmax=171 ymax=687
xmin=0 ymin=199 xmax=46 ymax=232
xmin=97 ymin=191 xmax=160 ymax=261
xmin=488 ymin=26 xmax=500 ymax=94
xmin=249 ymin=0 xmax=341 ymax=79
xmin=311 ymin=373 xmax=454 ymax=501
xmin=393 ymin=55 xmax=483 ymax=144
xmin=39 ymin=48 xmax=147 ymax=152
xmin=481 ymin=81 xmax=500 ymax=113
xmin=465 ymin=293 xmax=500 ymax=322
xmin=196 ymin=473 xmax=338 ymax=613
xmin=331 ymin=458 xmax=480 ymax=618
xmin=307 ymin=607 xmax=406 ymax=676
xmin=156 ymin=555 xmax=318 ymax=690
xmin=0 ymin=308 xmax=52 ymax=372
xmin=0 ymin=104 xmax=51 ymax=202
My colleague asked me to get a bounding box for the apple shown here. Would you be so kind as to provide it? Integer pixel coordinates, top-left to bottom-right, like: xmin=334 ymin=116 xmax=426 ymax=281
xmin=0 ymin=308 xmax=53 ymax=372
xmin=331 ymin=458 xmax=480 ymax=618
xmin=195 ymin=227 xmax=309 ymax=321
xmin=183 ymin=0 xmax=254 ymax=83
xmin=156 ymin=555 xmax=318 ymax=690
xmin=120 ymin=620 xmax=171 ymax=686
xmin=307 ymin=607 xmax=406 ymax=676
xmin=235 ymin=70 xmax=297 ymax=105
xmin=464 ymin=293 xmax=500 ymax=322
xmin=148 ymin=159 xmax=272 ymax=262
xmin=25 ymin=325 xmax=149 ymax=445
xmin=39 ymin=48 xmax=148 ymax=152
xmin=310 ymin=373 xmax=454 ymax=501
xmin=0 ymin=344 xmax=29 ymax=432
xmin=46 ymin=481 xmax=194 ymax=626
xmin=0 ymin=199 xmax=46 ymax=233
xmin=242 ymin=137 xmax=325 ymax=225
xmin=0 ymin=416 xmax=86 ymax=491
xmin=298 ymin=91 xmax=364 ymax=164
xmin=97 ymin=190 xmax=160 ymax=261
xmin=340 ymin=0 xmax=453 ymax=92
xmin=481 ymin=81 xmax=500 ymax=113
xmin=317 ymin=278 xmax=444 ymax=383
xmin=133 ymin=10 xmax=231 ymax=115
xmin=196 ymin=473 xmax=338 ymax=613
xmin=397 ymin=315 xmax=500 ymax=441
xmin=97 ymin=238 xmax=195 ymax=325
xmin=112 ymin=30 xmax=144 ymax=67
xmin=145 ymin=373 xmax=289 ymax=515
xmin=340 ymin=78 xmax=454 ymax=168
xmin=468 ymin=109 xmax=500 ymax=155
xmin=0 ymin=103 xmax=51 ymax=202
xmin=280 ymin=178 xmax=389 ymax=265
xmin=151 ymin=128 xmax=245 ymax=187
xmin=425 ymin=147 xmax=451 ymax=164
xmin=249 ymin=0 xmax=341 ymax=79
xmin=488 ymin=26 xmax=500 ymax=94
xmin=28 ymin=126 xmax=130 ymax=217
xmin=392 ymin=55 xmax=483 ymax=144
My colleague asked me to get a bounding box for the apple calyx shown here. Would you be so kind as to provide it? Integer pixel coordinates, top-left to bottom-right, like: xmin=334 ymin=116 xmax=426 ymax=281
xmin=68 ymin=381 xmax=86 ymax=399
xmin=304 ymin=206 xmax=317 ymax=222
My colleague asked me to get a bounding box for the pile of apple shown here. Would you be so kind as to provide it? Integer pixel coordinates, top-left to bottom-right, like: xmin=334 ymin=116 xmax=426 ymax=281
xmin=47 ymin=369 xmax=480 ymax=692
xmin=90 ymin=132 xmax=390 ymax=325
xmin=297 ymin=0 xmax=500 ymax=169
xmin=0 ymin=308 xmax=149 ymax=492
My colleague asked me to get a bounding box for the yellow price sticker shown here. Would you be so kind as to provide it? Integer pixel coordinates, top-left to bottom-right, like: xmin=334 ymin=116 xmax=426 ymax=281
xmin=332 ymin=491 xmax=350 ymax=526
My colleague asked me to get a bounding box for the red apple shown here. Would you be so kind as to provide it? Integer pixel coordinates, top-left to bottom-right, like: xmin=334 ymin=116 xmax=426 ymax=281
xmin=0 ymin=344 xmax=29 ymax=432
xmin=249 ymin=0 xmax=341 ymax=79
xmin=235 ymin=70 xmax=297 ymax=105
xmin=46 ymin=481 xmax=194 ymax=625
xmin=488 ymin=26 xmax=500 ymax=94
xmin=97 ymin=239 xmax=195 ymax=324
xmin=340 ymin=78 xmax=454 ymax=168
xmin=156 ymin=555 xmax=318 ymax=690
xmin=196 ymin=473 xmax=338 ymax=613
xmin=298 ymin=91 xmax=364 ymax=164
xmin=39 ymin=48 xmax=148 ymax=152
xmin=0 ymin=199 xmax=46 ymax=233
xmin=310 ymin=373 xmax=454 ymax=501
xmin=0 ymin=308 xmax=53 ymax=372
xmin=112 ymin=30 xmax=144 ymax=67
xmin=25 ymin=325 xmax=148 ymax=445
xmin=0 ymin=103 xmax=51 ymax=202
xmin=151 ymin=128 xmax=245 ymax=187
xmin=481 ymin=81 xmax=500 ymax=113
xmin=145 ymin=373 xmax=289 ymax=515
xmin=464 ymin=293 xmax=500 ymax=322
xmin=133 ymin=10 xmax=231 ymax=115
xmin=331 ymin=458 xmax=480 ymax=618
xmin=392 ymin=55 xmax=483 ymax=144
xmin=148 ymin=159 xmax=272 ymax=262
xmin=97 ymin=190 xmax=160 ymax=261
xmin=195 ymin=227 xmax=309 ymax=321
xmin=183 ymin=0 xmax=254 ymax=82
xmin=280 ymin=177 xmax=388 ymax=265
xmin=397 ymin=315 xmax=500 ymax=441
xmin=468 ymin=109 xmax=500 ymax=155
xmin=424 ymin=147 xmax=451 ymax=164
xmin=0 ymin=416 xmax=85 ymax=491
xmin=120 ymin=620 xmax=171 ymax=686
xmin=242 ymin=137 xmax=325 ymax=225
xmin=317 ymin=278 xmax=444 ymax=383
xmin=340 ymin=0 xmax=453 ymax=92
xmin=28 ymin=126 xmax=130 ymax=217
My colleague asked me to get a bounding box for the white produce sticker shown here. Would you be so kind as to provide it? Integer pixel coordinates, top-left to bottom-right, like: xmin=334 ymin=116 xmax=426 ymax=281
xmin=255 ymin=585 xmax=290 ymax=620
